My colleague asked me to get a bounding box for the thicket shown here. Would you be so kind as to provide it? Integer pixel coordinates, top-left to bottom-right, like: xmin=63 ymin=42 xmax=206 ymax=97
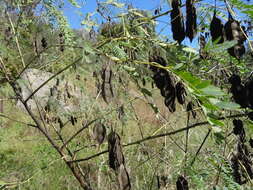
xmin=1 ymin=0 xmax=253 ymax=189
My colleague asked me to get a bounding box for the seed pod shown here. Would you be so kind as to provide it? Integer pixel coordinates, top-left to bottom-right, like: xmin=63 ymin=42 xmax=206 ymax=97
xmin=176 ymin=175 xmax=189 ymax=190
xmin=231 ymin=154 xmax=243 ymax=184
xmin=70 ymin=116 xmax=77 ymax=126
xmin=229 ymin=74 xmax=248 ymax=108
xmin=41 ymin=37 xmax=47 ymax=48
xmin=210 ymin=11 xmax=224 ymax=43
xmin=249 ymin=138 xmax=253 ymax=148
xmin=175 ymin=82 xmax=186 ymax=104
xmin=186 ymin=0 xmax=197 ymax=42
xmin=58 ymin=117 xmax=64 ymax=129
xmin=245 ymin=78 xmax=253 ymax=109
xmin=59 ymin=33 xmax=64 ymax=52
xmin=186 ymin=101 xmax=196 ymax=118
xmin=199 ymin=34 xmax=208 ymax=59
xmin=149 ymin=55 xmax=167 ymax=72
xmin=164 ymin=87 xmax=176 ymax=112
xmin=108 ymin=132 xmax=125 ymax=170
xmin=233 ymin=119 xmax=245 ymax=142
xmin=225 ymin=14 xmax=246 ymax=58
xmin=170 ymin=0 xmax=185 ymax=44
xmin=117 ymin=164 xmax=131 ymax=190
xmin=92 ymin=123 xmax=106 ymax=145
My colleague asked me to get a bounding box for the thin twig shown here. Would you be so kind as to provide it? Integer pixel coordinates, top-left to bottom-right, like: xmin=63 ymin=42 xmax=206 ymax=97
xmin=60 ymin=118 xmax=99 ymax=151
xmin=68 ymin=112 xmax=248 ymax=163
xmin=190 ymin=129 xmax=211 ymax=166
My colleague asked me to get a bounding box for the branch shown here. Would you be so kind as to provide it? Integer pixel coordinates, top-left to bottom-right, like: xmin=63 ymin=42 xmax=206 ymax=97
xmin=190 ymin=129 xmax=211 ymax=166
xmin=68 ymin=113 xmax=248 ymax=163
xmin=60 ymin=118 xmax=99 ymax=151
xmin=24 ymin=56 xmax=83 ymax=103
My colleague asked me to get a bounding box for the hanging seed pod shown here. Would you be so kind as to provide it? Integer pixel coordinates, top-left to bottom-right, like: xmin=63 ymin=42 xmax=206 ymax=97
xmin=108 ymin=132 xmax=125 ymax=170
xmin=170 ymin=0 xmax=185 ymax=44
xmin=164 ymin=86 xmax=176 ymax=112
xmin=244 ymin=78 xmax=253 ymax=109
xmin=117 ymin=164 xmax=131 ymax=190
xmin=59 ymin=33 xmax=65 ymax=52
xmin=176 ymin=175 xmax=189 ymax=190
xmin=225 ymin=14 xmax=246 ymax=58
xmin=233 ymin=119 xmax=245 ymax=142
xmin=210 ymin=11 xmax=224 ymax=43
xmin=70 ymin=116 xmax=77 ymax=126
xmin=186 ymin=101 xmax=196 ymax=118
xmin=229 ymin=74 xmax=248 ymax=108
xmin=199 ymin=34 xmax=208 ymax=59
xmin=249 ymin=138 xmax=253 ymax=148
xmin=92 ymin=123 xmax=106 ymax=145
xmin=186 ymin=0 xmax=197 ymax=42
xmin=175 ymin=82 xmax=186 ymax=104
xmin=58 ymin=117 xmax=64 ymax=129
xmin=41 ymin=37 xmax=47 ymax=49
xmin=231 ymin=154 xmax=243 ymax=184
xmin=149 ymin=55 xmax=167 ymax=72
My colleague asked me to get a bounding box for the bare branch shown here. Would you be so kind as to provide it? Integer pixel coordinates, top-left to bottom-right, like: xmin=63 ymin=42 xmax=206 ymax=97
xmin=68 ymin=113 xmax=248 ymax=163
xmin=60 ymin=119 xmax=99 ymax=151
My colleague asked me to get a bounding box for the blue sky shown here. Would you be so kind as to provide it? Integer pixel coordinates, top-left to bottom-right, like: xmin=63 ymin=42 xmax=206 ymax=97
xmin=61 ymin=0 xmax=253 ymax=48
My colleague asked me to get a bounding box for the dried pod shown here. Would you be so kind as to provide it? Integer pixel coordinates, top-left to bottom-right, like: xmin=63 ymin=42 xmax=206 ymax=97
xmin=249 ymin=138 xmax=253 ymax=148
xmin=58 ymin=117 xmax=64 ymax=129
xmin=164 ymin=88 xmax=176 ymax=112
xmin=245 ymin=79 xmax=253 ymax=109
xmin=186 ymin=0 xmax=197 ymax=42
xmin=41 ymin=37 xmax=47 ymax=48
xmin=227 ymin=44 xmax=245 ymax=59
xmin=176 ymin=175 xmax=189 ymax=190
xmin=175 ymin=82 xmax=186 ymax=104
xmin=210 ymin=11 xmax=224 ymax=43
xmin=170 ymin=0 xmax=185 ymax=44
xmin=225 ymin=14 xmax=246 ymax=58
xmin=231 ymin=154 xmax=243 ymax=184
xmin=117 ymin=164 xmax=131 ymax=190
xmin=199 ymin=34 xmax=208 ymax=59
xmin=186 ymin=101 xmax=196 ymax=118
xmin=229 ymin=74 xmax=248 ymax=108
xmin=59 ymin=33 xmax=65 ymax=52
xmin=233 ymin=119 xmax=245 ymax=142
xmin=92 ymin=123 xmax=106 ymax=145
xmin=108 ymin=132 xmax=125 ymax=170
xmin=70 ymin=116 xmax=77 ymax=126
xmin=149 ymin=55 xmax=167 ymax=72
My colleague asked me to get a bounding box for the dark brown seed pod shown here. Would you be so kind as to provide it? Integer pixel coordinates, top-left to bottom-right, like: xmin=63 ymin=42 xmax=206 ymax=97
xmin=170 ymin=0 xmax=185 ymax=44
xmin=199 ymin=34 xmax=208 ymax=59
xmin=108 ymin=132 xmax=125 ymax=170
xmin=175 ymin=82 xmax=186 ymax=104
xmin=210 ymin=11 xmax=224 ymax=43
xmin=58 ymin=117 xmax=64 ymax=129
xmin=164 ymin=88 xmax=176 ymax=112
xmin=225 ymin=14 xmax=246 ymax=58
xmin=117 ymin=164 xmax=131 ymax=190
xmin=231 ymin=154 xmax=243 ymax=184
xmin=59 ymin=33 xmax=65 ymax=52
xmin=233 ymin=119 xmax=245 ymax=142
xmin=249 ymin=138 xmax=253 ymax=148
xmin=227 ymin=44 xmax=245 ymax=59
xmin=186 ymin=101 xmax=196 ymax=118
xmin=92 ymin=123 xmax=106 ymax=145
xmin=70 ymin=116 xmax=77 ymax=126
xmin=41 ymin=37 xmax=47 ymax=48
xmin=229 ymin=74 xmax=248 ymax=108
xmin=186 ymin=0 xmax=197 ymax=42
xmin=176 ymin=175 xmax=189 ymax=190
